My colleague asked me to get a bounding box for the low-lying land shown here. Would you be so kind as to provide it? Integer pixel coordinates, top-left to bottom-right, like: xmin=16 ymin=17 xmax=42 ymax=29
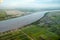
xmin=0 ymin=11 xmax=60 ymax=40
xmin=0 ymin=10 xmax=32 ymax=21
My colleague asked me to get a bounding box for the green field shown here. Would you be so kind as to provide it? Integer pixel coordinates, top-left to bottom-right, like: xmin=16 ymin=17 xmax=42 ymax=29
xmin=0 ymin=11 xmax=7 ymax=21
xmin=0 ymin=24 xmax=59 ymax=40
xmin=0 ymin=30 xmax=31 ymax=40
xmin=21 ymin=25 xmax=59 ymax=40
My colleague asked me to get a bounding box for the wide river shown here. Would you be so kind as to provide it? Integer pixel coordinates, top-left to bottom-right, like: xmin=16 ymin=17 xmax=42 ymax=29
xmin=0 ymin=11 xmax=50 ymax=32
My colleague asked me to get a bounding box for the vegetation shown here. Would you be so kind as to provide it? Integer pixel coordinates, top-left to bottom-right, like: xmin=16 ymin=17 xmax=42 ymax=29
xmin=0 ymin=11 xmax=60 ymax=40
xmin=0 ymin=10 xmax=25 ymax=21
xmin=21 ymin=25 xmax=59 ymax=40
xmin=0 ymin=11 xmax=7 ymax=21
xmin=0 ymin=30 xmax=31 ymax=40
xmin=0 ymin=10 xmax=34 ymax=21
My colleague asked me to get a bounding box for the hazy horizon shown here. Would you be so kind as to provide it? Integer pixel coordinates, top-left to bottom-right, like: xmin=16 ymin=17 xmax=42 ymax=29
xmin=0 ymin=0 xmax=60 ymax=9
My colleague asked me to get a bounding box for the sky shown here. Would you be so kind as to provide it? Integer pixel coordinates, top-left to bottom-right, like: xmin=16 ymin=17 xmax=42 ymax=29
xmin=0 ymin=0 xmax=60 ymax=9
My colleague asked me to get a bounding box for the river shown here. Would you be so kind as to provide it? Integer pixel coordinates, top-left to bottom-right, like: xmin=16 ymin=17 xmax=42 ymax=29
xmin=0 ymin=11 xmax=47 ymax=32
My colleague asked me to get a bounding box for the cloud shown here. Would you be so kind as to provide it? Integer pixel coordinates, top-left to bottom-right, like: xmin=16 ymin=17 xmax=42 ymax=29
xmin=0 ymin=0 xmax=60 ymax=8
xmin=36 ymin=0 xmax=53 ymax=2
xmin=1 ymin=0 xmax=36 ymax=8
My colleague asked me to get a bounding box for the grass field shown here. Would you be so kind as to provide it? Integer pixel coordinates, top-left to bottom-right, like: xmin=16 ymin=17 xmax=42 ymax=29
xmin=0 ymin=30 xmax=31 ymax=40
xmin=0 ymin=24 xmax=59 ymax=40
xmin=21 ymin=25 xmax=59 ymax=40
xmin=0 ymin=11 xmax=7 ymax=21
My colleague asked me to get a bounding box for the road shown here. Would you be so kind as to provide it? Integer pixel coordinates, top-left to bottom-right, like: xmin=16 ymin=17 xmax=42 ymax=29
xmin=0 ymin=10 xmax=60 ymax=32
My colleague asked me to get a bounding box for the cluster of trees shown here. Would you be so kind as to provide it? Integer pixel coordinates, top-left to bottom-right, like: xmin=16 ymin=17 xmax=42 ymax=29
xmin=0 ymin=11 xmax=7 ymax=21
xmin=37 ymin=12 xmax=60 ymax=40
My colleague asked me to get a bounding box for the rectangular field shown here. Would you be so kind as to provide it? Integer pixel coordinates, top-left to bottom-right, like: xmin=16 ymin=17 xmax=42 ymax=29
xmin=21 ymin=25 xmax=59 ymax=40
xmin=0 ymin=30 xmax=31 ymax=40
